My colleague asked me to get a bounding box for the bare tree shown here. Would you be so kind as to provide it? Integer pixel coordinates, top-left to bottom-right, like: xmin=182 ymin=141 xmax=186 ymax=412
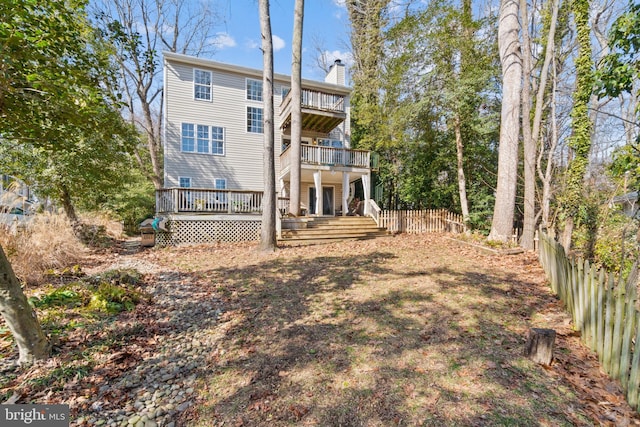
xmin=94 ymin=0 xmax=220 ymax=189
xmin=289 ymin=0 xmax=304 ymax=217
xmin=489 ymin=0 xmax=522 ymax=242
xmin=259 ymin=0 xmax=277 ymax=251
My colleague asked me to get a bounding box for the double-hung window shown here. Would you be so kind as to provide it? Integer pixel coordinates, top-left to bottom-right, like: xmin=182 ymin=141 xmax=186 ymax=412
xmin=181 ymin=124 xmax=195 ymax=152
xmin=211 ymin=126 xmax=224 ymax=155
xmin=194 ymin=69 xmax=212 ymax=101
xmin=197 ymin=125 xmax=209 ymax=153
xmin=182 ymin=123 xmax=224 ymax=155
xmin=246 ymin=79 xmax=263 ymax=101
xmin=247 ymin=107 xmax=263 ymax=133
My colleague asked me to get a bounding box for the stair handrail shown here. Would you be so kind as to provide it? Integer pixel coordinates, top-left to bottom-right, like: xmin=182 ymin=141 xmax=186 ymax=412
xmin=367 ymin=199 xmax=381 ymax=226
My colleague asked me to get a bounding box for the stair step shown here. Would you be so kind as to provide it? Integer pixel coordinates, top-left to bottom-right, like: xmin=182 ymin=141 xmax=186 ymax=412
xmin=279 ymin=216 xmax=387 ymax=244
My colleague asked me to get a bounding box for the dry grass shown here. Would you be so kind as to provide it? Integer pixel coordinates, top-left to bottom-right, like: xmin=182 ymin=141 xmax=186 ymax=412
xmin=0 ymin=213 xmax=86 ymax=284
xmin=2 ymin=234 xmax=637 ymax=426
xmin=135 ymin=235 xmax=638 ymax=426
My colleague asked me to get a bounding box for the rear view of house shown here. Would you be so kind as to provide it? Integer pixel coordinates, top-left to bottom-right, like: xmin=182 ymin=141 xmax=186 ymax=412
xmin=157 ymin=52 xmax=376 ymax=245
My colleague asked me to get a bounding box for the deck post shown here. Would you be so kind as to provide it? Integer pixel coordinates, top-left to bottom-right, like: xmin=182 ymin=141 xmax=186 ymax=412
xmin=342 ymin=172 xmax=350 ymax=216
xmin=172 ymin=188 xmax=179 ymax=213
xmin=313 ymin=170 xmax=322 ymax=215
xmin=362 ymin=173 xmax=370 ymax=215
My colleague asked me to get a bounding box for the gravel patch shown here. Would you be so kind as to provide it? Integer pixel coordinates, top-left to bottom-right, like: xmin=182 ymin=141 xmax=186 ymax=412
xmin=69 ymin=272 xmax=223 ymax=426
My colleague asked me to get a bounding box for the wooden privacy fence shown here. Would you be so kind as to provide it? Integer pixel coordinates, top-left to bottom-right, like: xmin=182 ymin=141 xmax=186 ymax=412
xmin=539 ymin=231 xmax=640 ymax=411
xmin=379 ymin=209 xmax=464 ymax=234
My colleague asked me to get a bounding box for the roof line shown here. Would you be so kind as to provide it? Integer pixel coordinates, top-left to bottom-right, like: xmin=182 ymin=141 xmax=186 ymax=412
xmin=163 ymin=51 xmax=351 ymax=94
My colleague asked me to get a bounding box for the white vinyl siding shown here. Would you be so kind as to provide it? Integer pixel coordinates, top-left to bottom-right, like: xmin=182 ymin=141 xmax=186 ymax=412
xmin=163 ymin=57 xmax=351 ymax=192
xmin=165 ymin=61 xmax=268 ymax=189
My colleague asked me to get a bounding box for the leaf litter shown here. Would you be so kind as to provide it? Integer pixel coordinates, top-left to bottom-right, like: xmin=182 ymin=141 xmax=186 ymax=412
xmin=0 ymin=233 xmax=639 ymax=426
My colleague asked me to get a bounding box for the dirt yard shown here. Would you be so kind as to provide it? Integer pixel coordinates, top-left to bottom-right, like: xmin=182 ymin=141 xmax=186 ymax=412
xmin=2 ymin=233 xmax=640 ymax=426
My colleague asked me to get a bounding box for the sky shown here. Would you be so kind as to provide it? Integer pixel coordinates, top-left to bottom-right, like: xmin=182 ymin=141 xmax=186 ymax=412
xmin=209 ymin=0 xmax=353 ymax=82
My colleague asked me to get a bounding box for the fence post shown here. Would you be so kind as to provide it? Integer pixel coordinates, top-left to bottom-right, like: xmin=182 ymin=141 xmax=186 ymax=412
xmin=596 ymin=269 xmax=606 ymax=364
xmin=612 ymin=276 xmax=627 ymax=380
xmin=589 ymin=264 xmax=598 ymax=353
xmin=603 ymin=273 xmax=616 ymax=375
xmin=620 ymin=269 xmax=638 ymax=391
xmin=627 ymin=310 xmax=640 ymax=409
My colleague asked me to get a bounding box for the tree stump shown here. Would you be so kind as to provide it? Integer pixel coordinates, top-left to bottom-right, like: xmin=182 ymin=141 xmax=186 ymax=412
xmin=524 ymin=328 xmax=556 ymax=365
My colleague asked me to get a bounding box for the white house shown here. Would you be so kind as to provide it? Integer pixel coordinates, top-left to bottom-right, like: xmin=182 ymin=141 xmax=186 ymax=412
xmin=157 ymin=52 xmax=376 ymax=245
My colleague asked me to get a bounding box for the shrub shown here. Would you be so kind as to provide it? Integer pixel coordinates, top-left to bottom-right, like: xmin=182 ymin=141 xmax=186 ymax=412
xmin=0 ymin=212 xmax=85 ymax=284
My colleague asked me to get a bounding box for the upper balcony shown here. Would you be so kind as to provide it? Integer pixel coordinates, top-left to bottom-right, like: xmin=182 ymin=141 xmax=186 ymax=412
xmin=280 ymin=88 xmax=347 ymax=133
xmin=280 ymin=145 xmax=372 ymax=172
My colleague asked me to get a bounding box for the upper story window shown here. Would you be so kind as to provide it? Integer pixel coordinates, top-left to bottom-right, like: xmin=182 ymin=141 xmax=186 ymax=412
xmin=247 ymin=107 xmax=263 ymax=133
xmin=179 ymin=177 xmax=192 ymax=188
xmin=246 ymin=79 xmax=263 ymax=101
xmin=194 ymin=69 xmax=212 ymax=101
xmin=183 ymin=123 xmax=224 ymax=155
xmin=281 ymin=86 xmax=290 ymax=99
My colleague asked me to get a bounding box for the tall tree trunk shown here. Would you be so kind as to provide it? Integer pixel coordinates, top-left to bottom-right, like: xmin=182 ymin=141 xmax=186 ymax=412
xmin=559 ymin=0 xmax=594 ymax=252
xmin=289 ymin=0 xmax=304 ymax=216
xmin=538 ymin=54 xmax=560 ymax=228
xmin=454 ymin=115 xmax=470 ymax=229
xmin=0 ymin=245 xmax=50 ymax=364
xmin=259 ymin=0 xmax=277 ymax=251
xmin=489 ymin=0 xmax=522 ymax=242
xmin=455 ymin=0 xmax=472 ymax=230
xmin=520 ymin=0 xmax=535 ymax=249
xmin=535 ymin=0 xmax=560 ymax=229
xmin=60 ymin=184 xmax=79 ymax=225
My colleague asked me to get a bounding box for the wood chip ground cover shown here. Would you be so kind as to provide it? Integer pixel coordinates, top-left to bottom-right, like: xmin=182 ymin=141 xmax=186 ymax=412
xmin=1 ymin=233 xmax=640 ymax=426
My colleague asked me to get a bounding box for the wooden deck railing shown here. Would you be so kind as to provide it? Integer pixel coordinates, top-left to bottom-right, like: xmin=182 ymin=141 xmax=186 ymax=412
xmin=156 ymin=188 xmax=263 ymax=214
xmin=280 ymin=88 xmax=345 ymax=114
xmin=379 ymin=209 xmax=465 ymax=234
xmin=280 ymin=145 xmax=371 ymax=170
xmin=539 ymin=231 xmax=640 ymax=412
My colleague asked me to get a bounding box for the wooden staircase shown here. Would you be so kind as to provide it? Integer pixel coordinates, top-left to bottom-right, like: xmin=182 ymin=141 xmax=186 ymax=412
xmin=279 ymin=216 xmax=388 ymax=245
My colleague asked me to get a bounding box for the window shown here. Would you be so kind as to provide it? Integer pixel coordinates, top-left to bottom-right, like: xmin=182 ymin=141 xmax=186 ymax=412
xmin=182 ymin=123 xmax=224 ymax=155
xmin=179 ymin=177 xmax=192 ymax=188
xmin=194 ymin=69 xmax=212 ymax=101
xmin=181 ymin=123 xmax=195 ymax=152
xmin=318 ymin=138 xmax=343 ymax=148
xmin=211 ymin=126 xmax=224 ymax=155
xmin=247 ymin=106 xmax=263 ymax=133
xmin=197 ymin=125 xmax=209 ymax=153
xmin=246 ymin=79 xmax=263 ymax=101
xmin=214 ymin=178 xmax=227 ymax=204
xmin=281 ymin=86 xmax=290 ymax=99
xmin=214 ymin=178 xmax=226 ymax=190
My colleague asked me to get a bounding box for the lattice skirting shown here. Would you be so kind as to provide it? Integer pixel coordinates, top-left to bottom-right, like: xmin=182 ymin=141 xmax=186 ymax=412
xmin=155 ymin=219 xmax=261 ymax=246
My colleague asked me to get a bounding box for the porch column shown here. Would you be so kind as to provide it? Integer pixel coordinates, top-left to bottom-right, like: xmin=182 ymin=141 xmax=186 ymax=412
xmin=313 ymin=170 xmax=322 ymax=216
xmin=279 ymin=178 xmax=287 ymax=198
xmin=361 ymin=173 xmax=371 ymax=215
xmin=342 ymin=172 xmax=350 ymax=216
